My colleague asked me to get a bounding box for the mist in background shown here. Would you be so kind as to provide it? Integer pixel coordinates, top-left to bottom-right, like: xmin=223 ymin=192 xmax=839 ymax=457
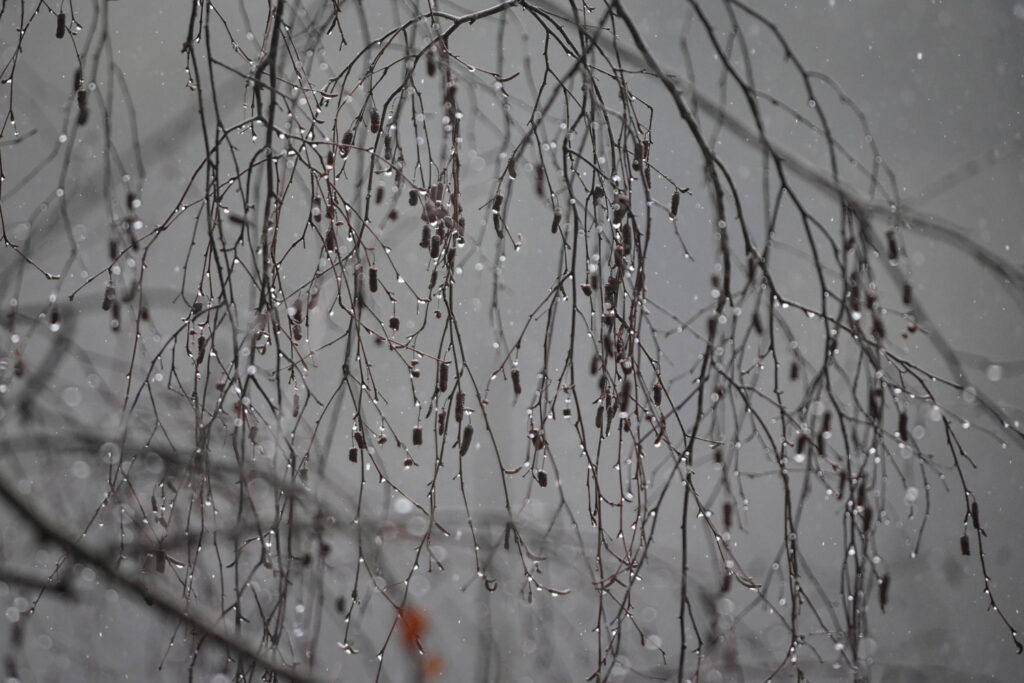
xmin=0 ymin=2 xmax=1021 ymax=681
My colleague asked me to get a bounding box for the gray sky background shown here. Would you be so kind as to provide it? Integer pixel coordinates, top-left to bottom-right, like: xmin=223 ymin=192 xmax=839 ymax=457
xmin=1 ymin=2 xmax=1022 ymax=681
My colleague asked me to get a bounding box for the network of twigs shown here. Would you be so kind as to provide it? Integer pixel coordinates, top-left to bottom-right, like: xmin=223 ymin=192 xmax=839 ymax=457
xmin=1 ymin=1 xmax=1021 ymax=682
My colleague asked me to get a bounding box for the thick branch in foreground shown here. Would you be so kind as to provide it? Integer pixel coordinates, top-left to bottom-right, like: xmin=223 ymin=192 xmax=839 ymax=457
xmin=0 ymin=469 xmax=328 ymax=683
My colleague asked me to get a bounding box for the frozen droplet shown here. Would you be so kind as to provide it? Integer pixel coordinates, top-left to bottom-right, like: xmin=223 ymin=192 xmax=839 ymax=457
xmin=62 ymin=386 xmax=82 ymax=407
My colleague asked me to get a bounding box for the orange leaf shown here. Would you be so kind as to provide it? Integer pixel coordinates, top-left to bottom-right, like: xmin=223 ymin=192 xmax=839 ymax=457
xmin=420 ymin=653 xmax=444 ymax=678
xmin=398 ymin=607 xmax=429 ymax=649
